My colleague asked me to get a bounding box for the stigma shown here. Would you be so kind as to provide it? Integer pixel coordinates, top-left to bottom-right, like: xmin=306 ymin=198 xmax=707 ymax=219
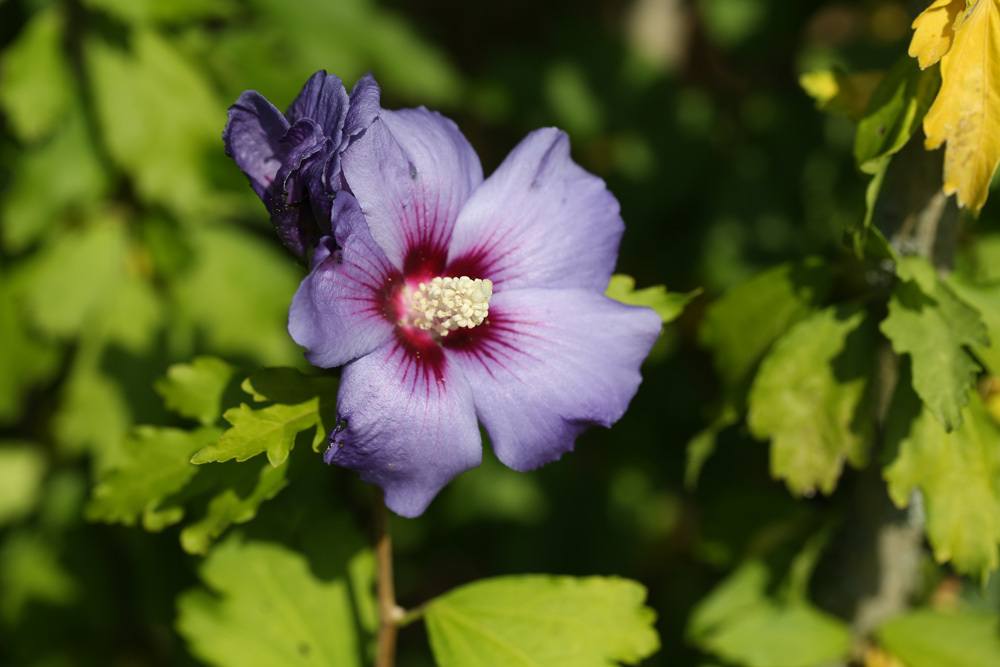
xmin=405 ymin=276 xmax=493 ymax=337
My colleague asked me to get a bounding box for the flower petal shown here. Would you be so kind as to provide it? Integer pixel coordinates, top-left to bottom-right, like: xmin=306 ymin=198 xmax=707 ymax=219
xmin=223 ymin=91 xmax=290 ymax=200
xmin=288 ymin=192 xmax=397 ymax=368
xmin=341 ymin=108 xmax=483 ymax=274
xmin=448 ymin=288 xmax=660 ymax=471
xmin=326 ymin=338 xmax=482 ymax=517
xmin=267 ymin=119 xmax=330 ymax=257
xmin=447 ymin=128 xmax=622 ymax=291
xmin=285 ymin=70 xmax=349 ymax=146
xmin=343 ymin=74 xmax=381 ymax=141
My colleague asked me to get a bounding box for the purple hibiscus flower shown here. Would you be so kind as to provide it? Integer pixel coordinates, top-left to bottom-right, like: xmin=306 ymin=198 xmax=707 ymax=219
xmin=284 ymin=85 xmax=662 ymax=517
xmin=223 ymin=70 xmax=380 ymax=258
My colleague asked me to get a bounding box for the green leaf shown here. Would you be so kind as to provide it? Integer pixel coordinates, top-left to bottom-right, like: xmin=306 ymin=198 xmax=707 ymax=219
xmin=86 ymin=29 xmax=222 ymax=214
xmin=19 ymin=218 xmax=129 ymax=339
xmin=700 ymin=259 xmax=832 ymax=392
xmin=191 ymin=368 xmax=337 ymax=467
xmin=1 ymin=103 xmax=108 ymax=252
xmin=684 ymin=405 xmax=738 ymax=490
xmin=180 ymin=462 xmax=288 ymax=555
xmin=884 ymin=388 xmax=1000 ymax=579
xmin=171 ymin=226 xmax=300 ymax=365
xmin=0 ymin=278 xmax=60 ymax=424
xmin=176 ymin=536 xmax=363 ymax=667
xmin=52 ymin=353 xmax=131 ymax=471
xmin=425 ymin=575 xmax=659 ymax=667
xmin=0 ymin=531 xmax=77 ymax=623
xmin=748 ymin=306 xmax=874 ymax=496
xmin=688 ymin=561 xmax=851 ymax=667
xmin=83 ymin=0 xmax=237 ymax=24
xmin=0 ymin=444 xmax=46 ymax=527
xmin=605 ymin=274 xmax=699 ymax=324
xmin=0 ymin=6 xmax=72 ymax=141
xmin=881 ymin=256 xmax=987 ymax=431
xmin=948 ymin=278 xmax=1000 ymax=375
xmin=877 ymin=610 xmax=1000 ymax=667
xmin=155 ymin=357 xmax=236 ymax=426
xmin=87 ymin=426 xmax=221 ymax=530
xmin=854 ymin=54 xmax=940 ymax=173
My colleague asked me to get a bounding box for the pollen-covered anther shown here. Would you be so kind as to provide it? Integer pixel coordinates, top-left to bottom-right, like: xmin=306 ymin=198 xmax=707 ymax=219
xmin=407 ymin=276 xmax=493 ymax=336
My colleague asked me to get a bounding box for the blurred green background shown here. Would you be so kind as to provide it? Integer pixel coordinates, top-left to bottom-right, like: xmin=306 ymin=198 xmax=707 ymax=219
xmin=0 ymin=0 xmax=978 ymax=665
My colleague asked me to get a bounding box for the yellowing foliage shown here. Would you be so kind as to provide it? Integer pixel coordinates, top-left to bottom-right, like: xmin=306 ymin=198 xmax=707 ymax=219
xmin=910 ymin=0 xmax=966 ymax=69
xmin=912 ymin=0 xmax=1000 ymax=212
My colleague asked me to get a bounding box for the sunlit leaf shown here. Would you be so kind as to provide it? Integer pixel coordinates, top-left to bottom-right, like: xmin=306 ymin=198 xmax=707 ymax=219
xmin=909 ymin=0 xmax=966 ymax=70
xmin=877 ymin=609 xmax=1000 ymax=667
xmin=0 ymin=279 xmax=60 ymax=424
xmin=799 ymin=68 xmax=883 ymax=121
xmin=171 ymin=226 xmax=300 ymax=366
xmin=86 ymin=29 xmax=222 ymax=214
xmin=881 ymin=256 xmax=987 ymax=430
xmin=83 ymin=0 xmax=237 ymax=24
xmin=0 ymin=531 xmax=76 ymax=623
xmin=688 ymin=560 xmax=850 ymax=667
xmin=606 ymin=274 xmax=699 ymax=324
xmin=854 ymin=54 xmax=939 ymax=174
xmin=0 ymin=444 xmax=46 ymax=527
xmin=179 ymin=463 xmax=288 ymax=555
xmin=87 ymin=426 xmax=222 ymax=531
xmin=191 ymin=368 xmax=337 ymax=467
xmin=948 ymin=277 xmax=1000 ymax=374
xmin=885 ymin=386 xmax=1000 ymax=579
xmin=155 ymin=357 xmax=236 ymax=426
xmin=425 ymin=575 xmax=659 ymax=667
xmin=1 ymin=103 xmax=108 ymax=252
xmin=921 ymin=0 xmax=1000 ymax=211
xmin=18 ymin=218 xmax=128 ymax=339
xmin=176 ymin=536 xmax=364 ymax=667
xmin=699 ymin=260 xmax=832 ymax=392
xmin=749 ymin=307 xmax=874 ymax=496
xmin=0 ymin=6 xmax=72 ymax=141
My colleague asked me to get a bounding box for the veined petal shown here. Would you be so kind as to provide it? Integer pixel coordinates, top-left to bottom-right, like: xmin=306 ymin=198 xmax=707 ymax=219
xmin=223 ymin=91 xmax=290 ymax=200
xmin=447 ymin=128 xmax=622 ymax=291
xmin=327 ymin=338 xmax=482 ymax=517
xmin=286 ymin=70 xmax=349 ymax=147
xmin=288 ymin=192 xmax=397 ymax=368
xmin=448 ymin=288 xmax=661 ymax=471
xmin=341 ymin=108 xmax=483 ymax=275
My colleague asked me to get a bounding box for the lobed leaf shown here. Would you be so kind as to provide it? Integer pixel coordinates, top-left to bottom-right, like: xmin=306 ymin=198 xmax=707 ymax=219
xmin=878 ymin=609 xmax=1000 ymax=667
xmin=699 ymin=259 xmax=832 ymax=393
xmin=190 ymin=369 xmax=337 ymax=467
xmin=921 ymin=0 xmax=1000 ymax=211
xmin=749 ymin=306 xmax=874 ymax=496
xmin=87 ymin=426 xmax=222 ymax=530
xmin=155 ymin=357 xmax=236 ymax=426
xmin=425 ymin=575 xmax=659 ymax=667
xmin=881 ymin=256 xmax=987 ymax=430
xmin=885 ymin=386 xmax=1000 ymax=579
xmin=605 ymin=274 xmax=699 ymax=324
xmin=176 ymin=536 xmax=363 ymax=667
xmin=909 ymin=0 xmax=966 ymax=70
xmin=688 ymin=561 xmax=850 ymax=667
xmin=0 ymin=6 xmax=72 ymax=141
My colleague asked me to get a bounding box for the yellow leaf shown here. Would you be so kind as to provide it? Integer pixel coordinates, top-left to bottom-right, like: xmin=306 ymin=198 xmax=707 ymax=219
xmin=800 ymin=69 xmax=884 ymax=120
xmin=909 ymin=0 xmax=966 ymax=69
xmin=923 ymin=0 xmax=1000 ymax=212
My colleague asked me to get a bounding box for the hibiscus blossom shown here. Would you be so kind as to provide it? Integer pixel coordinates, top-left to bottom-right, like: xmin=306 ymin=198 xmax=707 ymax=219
xmin=223 ymin=70 xmax=380 ymax=258
xmin=285 ymin=91 xmax=662 ymax=517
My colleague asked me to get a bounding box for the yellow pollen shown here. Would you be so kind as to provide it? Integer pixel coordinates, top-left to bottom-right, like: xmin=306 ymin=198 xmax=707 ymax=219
xmin=407 ymin=276 xmax=493 ymax=336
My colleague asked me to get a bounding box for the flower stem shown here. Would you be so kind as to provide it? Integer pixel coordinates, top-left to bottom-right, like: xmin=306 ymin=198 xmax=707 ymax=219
xmin=374 ymin=491 xmax=402 ymax=667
